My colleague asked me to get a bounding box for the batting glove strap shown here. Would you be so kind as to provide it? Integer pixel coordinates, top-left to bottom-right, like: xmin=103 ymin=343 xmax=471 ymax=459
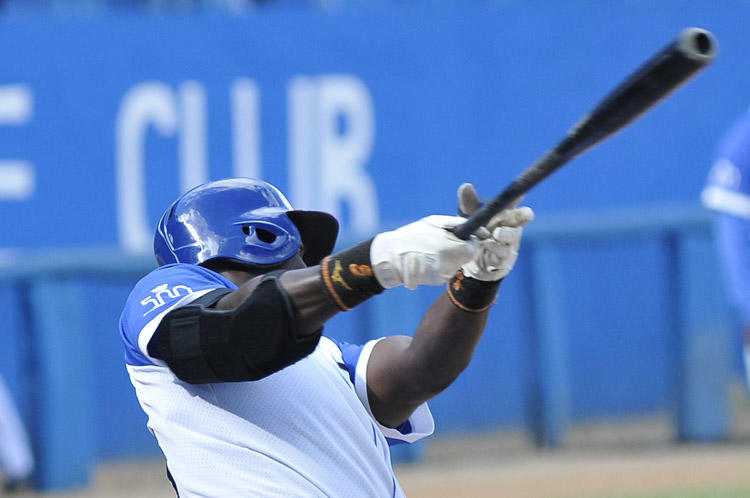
xmin=320 ymin=238 xmax=384 ymax=311
xmin=446 ymin=270 xmax=501 ymax=313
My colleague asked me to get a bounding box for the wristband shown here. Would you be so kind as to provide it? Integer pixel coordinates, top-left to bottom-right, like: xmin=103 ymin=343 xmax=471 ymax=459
xmin=446 ymin=270 xmax=500 ymax=313
xmin=320 ymin=238 xmax=384 ymax=311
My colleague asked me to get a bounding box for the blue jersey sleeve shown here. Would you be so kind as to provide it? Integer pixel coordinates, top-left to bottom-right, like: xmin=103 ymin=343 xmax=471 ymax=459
xmin=327 ymin=337 xmax=434 ymax=446
xmin=702 ymin=113 xmax=750 ymax=219
xmin=703 ymin=113 xmax=750 ymax=324
xmin=715 ymin=215 xmax=750 ymax=324
xmin=119 ymin=263 xmax=238 ymax=367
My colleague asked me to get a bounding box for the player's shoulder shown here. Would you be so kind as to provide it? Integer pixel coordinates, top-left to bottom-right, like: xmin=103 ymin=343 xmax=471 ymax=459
xmin=137 ymin=262 xmax=234 ymax=285
xmin=706 ymin=112 xmax=750 ymax=199
xmin=316 ymin=336 xmax=345 ymax=363
xmin=124 ymin=263 xmax=229 ymax=308
xmin=318 ymin=336 xmax=364 ymax=360
xmin=717 ymin=112 xmax=750 ymax=165
xmin=119 ymin=264 xmax=238 ymax=362
xmin=317 ymin=336 xmax=380 ymax=386
xmin=729 ymin=111 xmax=750 ymax=138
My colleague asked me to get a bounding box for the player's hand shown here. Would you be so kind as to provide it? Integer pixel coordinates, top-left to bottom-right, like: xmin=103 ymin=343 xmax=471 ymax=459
xmin=370 ymin=215 xmax=479 ymax=290
xmin=457 ymin=183 xmax=534 ymax=281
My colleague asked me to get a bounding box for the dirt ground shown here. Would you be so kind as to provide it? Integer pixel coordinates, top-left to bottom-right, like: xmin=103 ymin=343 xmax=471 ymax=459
xmin=9 ymin=414 xmax=750 ymax=498
xmin=395 ymin=412 xmax=750 ymax=498
xmin=397 ymin=436 xmax=750 ymax=498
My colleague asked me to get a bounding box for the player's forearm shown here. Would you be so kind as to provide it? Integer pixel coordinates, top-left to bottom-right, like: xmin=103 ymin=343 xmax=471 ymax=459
xmin=215 ymin=266 xmax=342 ymax=338
xmin=225 ymin=217 xmax=481 ymax=339
xmin=279 ymin=238 xmax=388 ymax=336
xmin=280 ymin=267 xmax=343 ymax=337
xmin=366 ymin=188 xmax=529 ymax=427
xmin=286 ymin=263 xmax=491 ymax=399
xmin=405 ymin=292 xmax=489 ymax=394
xmin=367 ymin=291 xmax=491 ymax=428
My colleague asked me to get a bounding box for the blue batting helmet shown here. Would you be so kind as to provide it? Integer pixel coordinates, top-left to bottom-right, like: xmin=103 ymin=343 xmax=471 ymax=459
xmin=154 ymin=178 xmax=339 ymax=268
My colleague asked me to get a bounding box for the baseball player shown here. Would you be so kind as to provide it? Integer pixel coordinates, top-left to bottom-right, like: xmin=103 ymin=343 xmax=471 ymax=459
xmin=0 ymin=374 xmax=34 ymax=493
xmin=702 ymin=110 xmax=750 ymax=388
xmin=119 ymin=177 xmax=533 ymax=497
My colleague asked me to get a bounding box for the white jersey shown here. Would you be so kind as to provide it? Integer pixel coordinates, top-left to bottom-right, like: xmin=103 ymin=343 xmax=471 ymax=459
xmin=120 ymin=264 xmax=434 ymax=497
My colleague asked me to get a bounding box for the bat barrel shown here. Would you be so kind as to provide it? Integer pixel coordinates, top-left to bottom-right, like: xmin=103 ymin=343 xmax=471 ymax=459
xmin=559 ymin=27 xmax=718 ymax=160
xmin=677 ymin=27 xmax=718 ymax=60
xmin=452 ymin=27 xmax=717 ymax=240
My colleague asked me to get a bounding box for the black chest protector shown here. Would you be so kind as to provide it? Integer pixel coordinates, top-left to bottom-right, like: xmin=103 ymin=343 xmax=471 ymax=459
xmin=155 ymin=272 xmax=322 ymax=384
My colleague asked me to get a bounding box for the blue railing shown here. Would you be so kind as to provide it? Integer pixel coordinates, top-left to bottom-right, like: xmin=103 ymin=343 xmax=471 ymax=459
xmin=520 ymin=204 xmax=731 ymax=446
xmin=0 ymin=204 xmax=734 ymax=490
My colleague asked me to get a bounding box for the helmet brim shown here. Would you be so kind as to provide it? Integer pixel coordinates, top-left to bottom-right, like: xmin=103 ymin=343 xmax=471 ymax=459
xmin=286 ymin=210 xmax=339 ymax=266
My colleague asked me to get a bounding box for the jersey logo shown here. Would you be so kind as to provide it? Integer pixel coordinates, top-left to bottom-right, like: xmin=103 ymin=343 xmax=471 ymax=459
xmin=140 ymin=283 xmax=194 ymax=316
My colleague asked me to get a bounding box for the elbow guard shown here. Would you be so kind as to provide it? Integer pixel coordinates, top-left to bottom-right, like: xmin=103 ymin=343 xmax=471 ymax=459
xmin=157 ymin=273 xmax=321 ymax=384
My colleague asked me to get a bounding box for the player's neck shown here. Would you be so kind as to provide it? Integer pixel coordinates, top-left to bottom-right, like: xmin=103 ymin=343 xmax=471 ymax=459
xmin=215 ymin=254 xmax=306 ymax=287
xmin=219 ymin=269 xmax=258 ymax=287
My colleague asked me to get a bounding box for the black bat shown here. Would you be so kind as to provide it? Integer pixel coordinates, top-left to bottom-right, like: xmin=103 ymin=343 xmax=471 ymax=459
xmin=452 ymin=27 xmax=717 ymax=240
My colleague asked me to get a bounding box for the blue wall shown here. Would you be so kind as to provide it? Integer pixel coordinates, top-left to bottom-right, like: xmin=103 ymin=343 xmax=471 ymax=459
xmin=0 ymin=3 xmax=746 ymax=248
xmin=0 ymin=1 xmax=743 ymax=488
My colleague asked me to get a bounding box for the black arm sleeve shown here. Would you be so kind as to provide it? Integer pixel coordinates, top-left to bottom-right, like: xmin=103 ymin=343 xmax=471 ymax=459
xmin=146 ymin=288 xmax=231 ymax=360
xmin=155 ymin=273 xmax=322 ymax=384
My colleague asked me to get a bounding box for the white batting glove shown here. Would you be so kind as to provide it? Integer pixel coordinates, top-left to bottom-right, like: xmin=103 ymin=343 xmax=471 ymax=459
xmin=370 ymin=215 xmax=479 ymax=290
xmin=457 ymin=183 xmax=534 ymax=282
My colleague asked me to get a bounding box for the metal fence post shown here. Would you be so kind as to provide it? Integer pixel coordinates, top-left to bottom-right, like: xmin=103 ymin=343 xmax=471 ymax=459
xmin=667 ymin=232 xmax=732 ymax=441
xmin=528 ymin=242 xmax=570 ymax=447
xmin=28 ymin=276 xmax=94 ymax=490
